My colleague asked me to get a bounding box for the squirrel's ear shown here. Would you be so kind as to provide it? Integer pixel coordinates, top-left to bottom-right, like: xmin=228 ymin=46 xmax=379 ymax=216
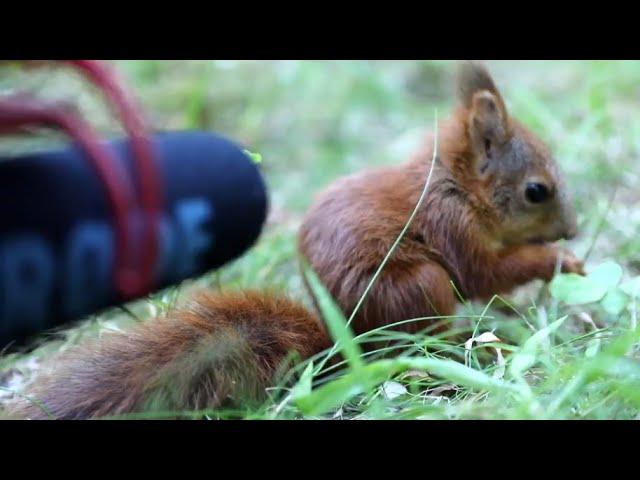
xmin=457 ymin=61 xmax=510 ymax=150
xmin=456 ymin=61 xmax=501 ymax=108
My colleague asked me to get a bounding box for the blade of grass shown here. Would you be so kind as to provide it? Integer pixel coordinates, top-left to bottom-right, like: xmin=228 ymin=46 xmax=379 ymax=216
xmin=345 ymin=110 xmax=439 ymax=328
xmin=309 ymin=110 xmax=441 ymax=375
xmin=296 ymin=356 xmax=524 ymax=416
xmin=302 ymin=262 xmax=364 ymax=372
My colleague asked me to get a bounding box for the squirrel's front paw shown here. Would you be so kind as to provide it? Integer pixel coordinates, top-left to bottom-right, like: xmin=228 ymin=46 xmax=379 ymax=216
xmin=559 ymin=250 xmax=585 ymax=276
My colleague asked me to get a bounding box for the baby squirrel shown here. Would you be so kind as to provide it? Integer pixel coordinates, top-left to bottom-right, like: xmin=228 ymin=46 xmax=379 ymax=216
xmin=298 ymin=61 xmax=584 ymax=336
xmin=3 ymin=62 xmax=584 ymax=420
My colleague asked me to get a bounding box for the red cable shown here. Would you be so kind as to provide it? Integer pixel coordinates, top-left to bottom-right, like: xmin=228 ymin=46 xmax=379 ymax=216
xmin=0 ymin=96 xmax=139 ymax=296
xmin=2 ymin=60 xmax=163 ymax=300
xmin=64 ymin=60 xmax=163 ymax=298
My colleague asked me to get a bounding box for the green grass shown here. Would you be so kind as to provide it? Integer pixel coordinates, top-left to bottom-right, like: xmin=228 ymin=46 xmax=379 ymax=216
xmin=1 ymin=60 xmax=640 ymax=420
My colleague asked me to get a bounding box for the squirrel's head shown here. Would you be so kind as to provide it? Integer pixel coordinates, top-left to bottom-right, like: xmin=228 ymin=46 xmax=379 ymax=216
xmin=452 ymin=61 xmax=578 ymax=247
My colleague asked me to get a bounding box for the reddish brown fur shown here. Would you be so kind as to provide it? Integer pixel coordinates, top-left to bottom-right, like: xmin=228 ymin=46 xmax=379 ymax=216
xmin=4 ymin=290 xmax=330 ymax=419
xmin=298 ymin=62 xmax=584 ymax=337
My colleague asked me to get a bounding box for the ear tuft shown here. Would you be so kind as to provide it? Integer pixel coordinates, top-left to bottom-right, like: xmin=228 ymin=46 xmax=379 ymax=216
xmin=456 ymin=61 xmax=499 ymax=108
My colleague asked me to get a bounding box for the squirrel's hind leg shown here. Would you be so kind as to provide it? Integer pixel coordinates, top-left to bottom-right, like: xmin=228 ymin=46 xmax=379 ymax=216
xmin=338 ymin=261 xmax=457 ymax=345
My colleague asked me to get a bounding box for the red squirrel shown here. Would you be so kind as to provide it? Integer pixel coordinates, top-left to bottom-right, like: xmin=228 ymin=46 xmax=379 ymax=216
xmin=3 ymin=62 xmax=584 ymax=419
xmin=298 ymin=61 xmax=584 ymax=337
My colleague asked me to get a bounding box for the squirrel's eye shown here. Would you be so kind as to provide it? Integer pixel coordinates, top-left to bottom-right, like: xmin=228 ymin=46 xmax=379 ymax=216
xmin=525 ymin=183 xmax=550 ymax=204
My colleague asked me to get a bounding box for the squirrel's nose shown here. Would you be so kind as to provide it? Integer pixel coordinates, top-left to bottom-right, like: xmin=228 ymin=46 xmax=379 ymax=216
xmin=558 ymin=197 xmax=578 ymax=240
xmin=560 ymin=214 xmax=578 ymax=240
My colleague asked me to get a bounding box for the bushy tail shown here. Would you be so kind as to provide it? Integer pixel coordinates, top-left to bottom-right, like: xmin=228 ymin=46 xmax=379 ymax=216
xmin=4 ymin=290 xmax=330 ymax=420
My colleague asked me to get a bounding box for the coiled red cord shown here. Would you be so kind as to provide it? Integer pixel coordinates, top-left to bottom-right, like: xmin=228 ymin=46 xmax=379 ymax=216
xmin=64 ymin=60 xmax=163 ymax=299
xmin=0 ymin=60 xmax=162 ymax=300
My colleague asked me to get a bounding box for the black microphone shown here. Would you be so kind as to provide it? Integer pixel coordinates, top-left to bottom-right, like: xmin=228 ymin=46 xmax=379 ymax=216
xmin=0 ymin=130 xmax=268 ymax=348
